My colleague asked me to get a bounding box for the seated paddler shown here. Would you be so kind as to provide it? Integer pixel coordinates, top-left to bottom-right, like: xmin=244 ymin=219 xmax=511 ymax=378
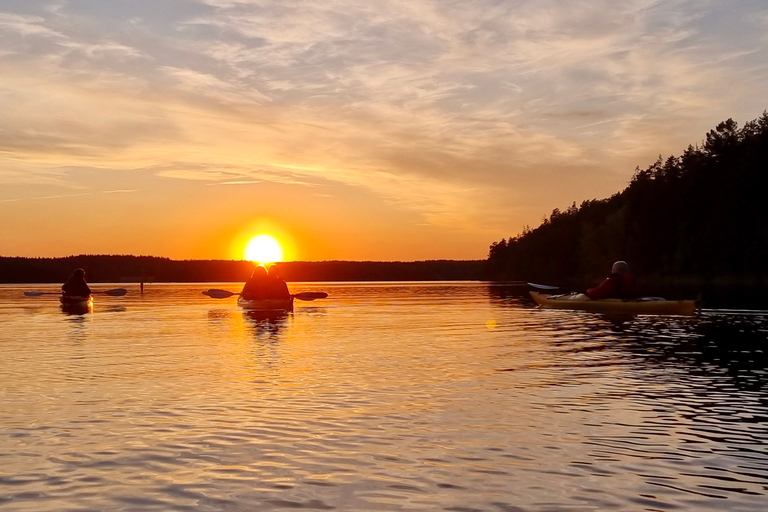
xmin=62 ymin=268 xmax=92 ymax=297
xmin=240 ymin=264 xmax=269 ymax=300
xmin=266 ymin=264 xmax=291 ymax=300
xmin=586 ymin=261 xmax=636 ymax=300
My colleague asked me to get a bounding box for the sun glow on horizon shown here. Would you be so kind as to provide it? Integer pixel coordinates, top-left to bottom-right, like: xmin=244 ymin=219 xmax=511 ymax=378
xmin=244 ymin=234 xmax=284 ymax=263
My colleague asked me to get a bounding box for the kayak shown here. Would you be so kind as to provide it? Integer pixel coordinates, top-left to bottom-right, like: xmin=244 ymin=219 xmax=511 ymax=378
xmin=237 ymin=296 xmax=294 ymax=312
xmin=60 ymin=294 xmax=93 ymax=313
xmin=529 ymin=291 xmax=697 ymax=315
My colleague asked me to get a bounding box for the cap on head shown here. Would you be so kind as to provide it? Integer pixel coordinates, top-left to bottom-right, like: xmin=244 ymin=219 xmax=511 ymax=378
xmin=611 ymin=261 xmax=629 ymax=274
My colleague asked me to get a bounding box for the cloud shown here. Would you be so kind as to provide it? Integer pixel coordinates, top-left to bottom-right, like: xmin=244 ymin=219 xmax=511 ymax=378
xmin=0 ymin=11 xmax=61 ymax=38
xmin=157 ymin=65 xmax=273 ymax=104
xmin=154 ymin=162 xmax=317 ymax=188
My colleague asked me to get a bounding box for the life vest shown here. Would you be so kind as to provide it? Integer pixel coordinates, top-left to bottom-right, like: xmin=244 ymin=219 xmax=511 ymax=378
xmin=614 ymin=272 xmax=636 ymax=299
xmin=587 ymin=272 xmax=636 ymax=300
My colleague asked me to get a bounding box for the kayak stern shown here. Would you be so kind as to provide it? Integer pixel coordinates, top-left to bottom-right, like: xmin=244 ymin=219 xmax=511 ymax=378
xmin=60 ymin=294 xmax=93 ymax=314
xmin=237 ymin=296 xmax=294 ymax=312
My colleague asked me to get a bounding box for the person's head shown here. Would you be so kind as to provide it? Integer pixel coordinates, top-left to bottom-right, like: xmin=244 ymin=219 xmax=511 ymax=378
xmin=268 ymin=264 xmax=280 ymax=278
xmin=611 ymin=261 xmax=629 ymax=274
xmin=73 ymin=268 xmax=85 ymax=278
xmin=251 ymin=265 xmax=268 ymax=278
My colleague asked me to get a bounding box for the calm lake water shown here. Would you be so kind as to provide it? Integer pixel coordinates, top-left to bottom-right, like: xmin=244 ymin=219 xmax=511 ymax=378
xmin=1 ymin=282 xmax=767 ymax=511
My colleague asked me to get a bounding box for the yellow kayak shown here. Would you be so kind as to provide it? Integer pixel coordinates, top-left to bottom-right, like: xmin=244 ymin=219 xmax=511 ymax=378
xmin=529 ymin=291 xmax=697 ymax=315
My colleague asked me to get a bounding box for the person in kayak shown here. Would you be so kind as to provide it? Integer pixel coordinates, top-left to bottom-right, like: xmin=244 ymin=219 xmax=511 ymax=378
xmin=240 ymin=264 xmax=269 ymax=300
xmin=586 ymin=261 xmax=636 ymax=300
xmin=62 ymin=268 xmax=91 ymax=297
xmin=266 ymin=264 xmax=291 ymax=299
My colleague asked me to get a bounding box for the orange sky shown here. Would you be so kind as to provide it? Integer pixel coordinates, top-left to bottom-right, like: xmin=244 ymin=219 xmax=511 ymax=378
xmin=2 ymin=2 xmax=767 ymax=261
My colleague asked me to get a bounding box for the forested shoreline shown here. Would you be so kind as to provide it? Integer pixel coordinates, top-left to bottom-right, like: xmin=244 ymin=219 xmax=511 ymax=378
xmin=0 ymin=255 xmax=482 ymax=284
xmin=483 ymin=112 xmax=768 ymax=306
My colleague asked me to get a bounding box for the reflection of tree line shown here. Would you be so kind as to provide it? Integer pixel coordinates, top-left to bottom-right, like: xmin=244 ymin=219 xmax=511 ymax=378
xmin=0 ymin=257 xmax=482 ymax=284
xmin=484 ymin=113 xmax=768 ymax=307
xmin=613 ymin=315 xmax=768 ymax=393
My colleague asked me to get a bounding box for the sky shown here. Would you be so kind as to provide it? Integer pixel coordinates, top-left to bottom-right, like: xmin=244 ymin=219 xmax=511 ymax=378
xmin=1 ymin=0 xmax=767 ymax=262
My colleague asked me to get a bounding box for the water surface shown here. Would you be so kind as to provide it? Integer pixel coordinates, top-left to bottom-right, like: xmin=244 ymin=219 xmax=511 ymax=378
xmin=1 ymin=282 xmax=767 ymax=511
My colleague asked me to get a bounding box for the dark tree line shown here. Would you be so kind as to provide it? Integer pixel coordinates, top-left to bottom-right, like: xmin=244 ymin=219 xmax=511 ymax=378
xmin=484 ymin=112 xmax=768 ymax=305
xmin=0 ymin=255 xmax=483 ymax=283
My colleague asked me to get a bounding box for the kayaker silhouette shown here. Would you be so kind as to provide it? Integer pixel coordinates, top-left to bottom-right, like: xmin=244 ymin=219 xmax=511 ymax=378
xmin=240 ymin=264 xmax=269 ymax=300
xmin=62 ymin=268 xmax=91 ymax=297
xmin=586 ymin=261 xmax=637 ymax=300
xmin=266 ymin=264 xmax=291 ymax=299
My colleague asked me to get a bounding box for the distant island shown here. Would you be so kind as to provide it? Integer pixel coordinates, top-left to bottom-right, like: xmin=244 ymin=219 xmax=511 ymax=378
xmin=0 ymin=255 xmax=483 ymax=284
xmin=483 ymin=111 xmax=768 ymax=306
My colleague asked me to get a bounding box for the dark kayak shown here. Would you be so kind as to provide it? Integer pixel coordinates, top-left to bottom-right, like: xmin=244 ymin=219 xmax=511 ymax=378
xmin=60 ymin=294 xmax=93 ymax=313
xmin=237 ymin=296 xmax=294 ymax=312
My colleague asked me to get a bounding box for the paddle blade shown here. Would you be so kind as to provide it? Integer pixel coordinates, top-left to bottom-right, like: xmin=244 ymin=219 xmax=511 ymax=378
xmin=527 ymin=282 xmax=561 ymax=291
xmin=293 ymin=292 xmax=328 ymax=301
xmin=203 ymin=289 xmax=237 ymax=299
xmin=23 ymin=291 xmax=46 ymax=297
xmin=103 ymin=288 xmax=128 ymax=296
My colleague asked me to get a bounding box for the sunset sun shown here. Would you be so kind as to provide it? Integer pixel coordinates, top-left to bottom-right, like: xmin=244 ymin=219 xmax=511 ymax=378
xmin=244 ymin=234 xmax=284 ymax=263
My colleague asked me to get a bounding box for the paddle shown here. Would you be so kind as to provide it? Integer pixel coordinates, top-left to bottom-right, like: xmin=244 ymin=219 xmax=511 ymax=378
xmin=203 ymin=289 xmax=328 ymax=301
xmin=24 ymin=288 xmax=128 ymax=297
xmin=294 ymin=292 xmax=328 ymax=301
xmin=202 ymin=289 xmax=238 ymax=298
xmin=527 ymin=282 xmax=562 ymax=291
xmin=527 ymin=282 xmax=586 ymax=297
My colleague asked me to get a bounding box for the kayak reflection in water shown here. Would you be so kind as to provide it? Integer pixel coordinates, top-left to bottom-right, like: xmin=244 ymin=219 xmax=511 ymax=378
xmin=240 ymin=264 xmax=291 ymax=300
xmin=586 ymin=260 xmax=637 ymax=300
xmin=62 ymin=268 xmax=91 ymax=297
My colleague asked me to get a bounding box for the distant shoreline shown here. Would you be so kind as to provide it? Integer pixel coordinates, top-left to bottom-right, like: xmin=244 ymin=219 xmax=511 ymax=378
xmin=5 ymin=255 xmax=766 ymax=309
xmin=0 ymin=255 xmax=485 ymax=284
